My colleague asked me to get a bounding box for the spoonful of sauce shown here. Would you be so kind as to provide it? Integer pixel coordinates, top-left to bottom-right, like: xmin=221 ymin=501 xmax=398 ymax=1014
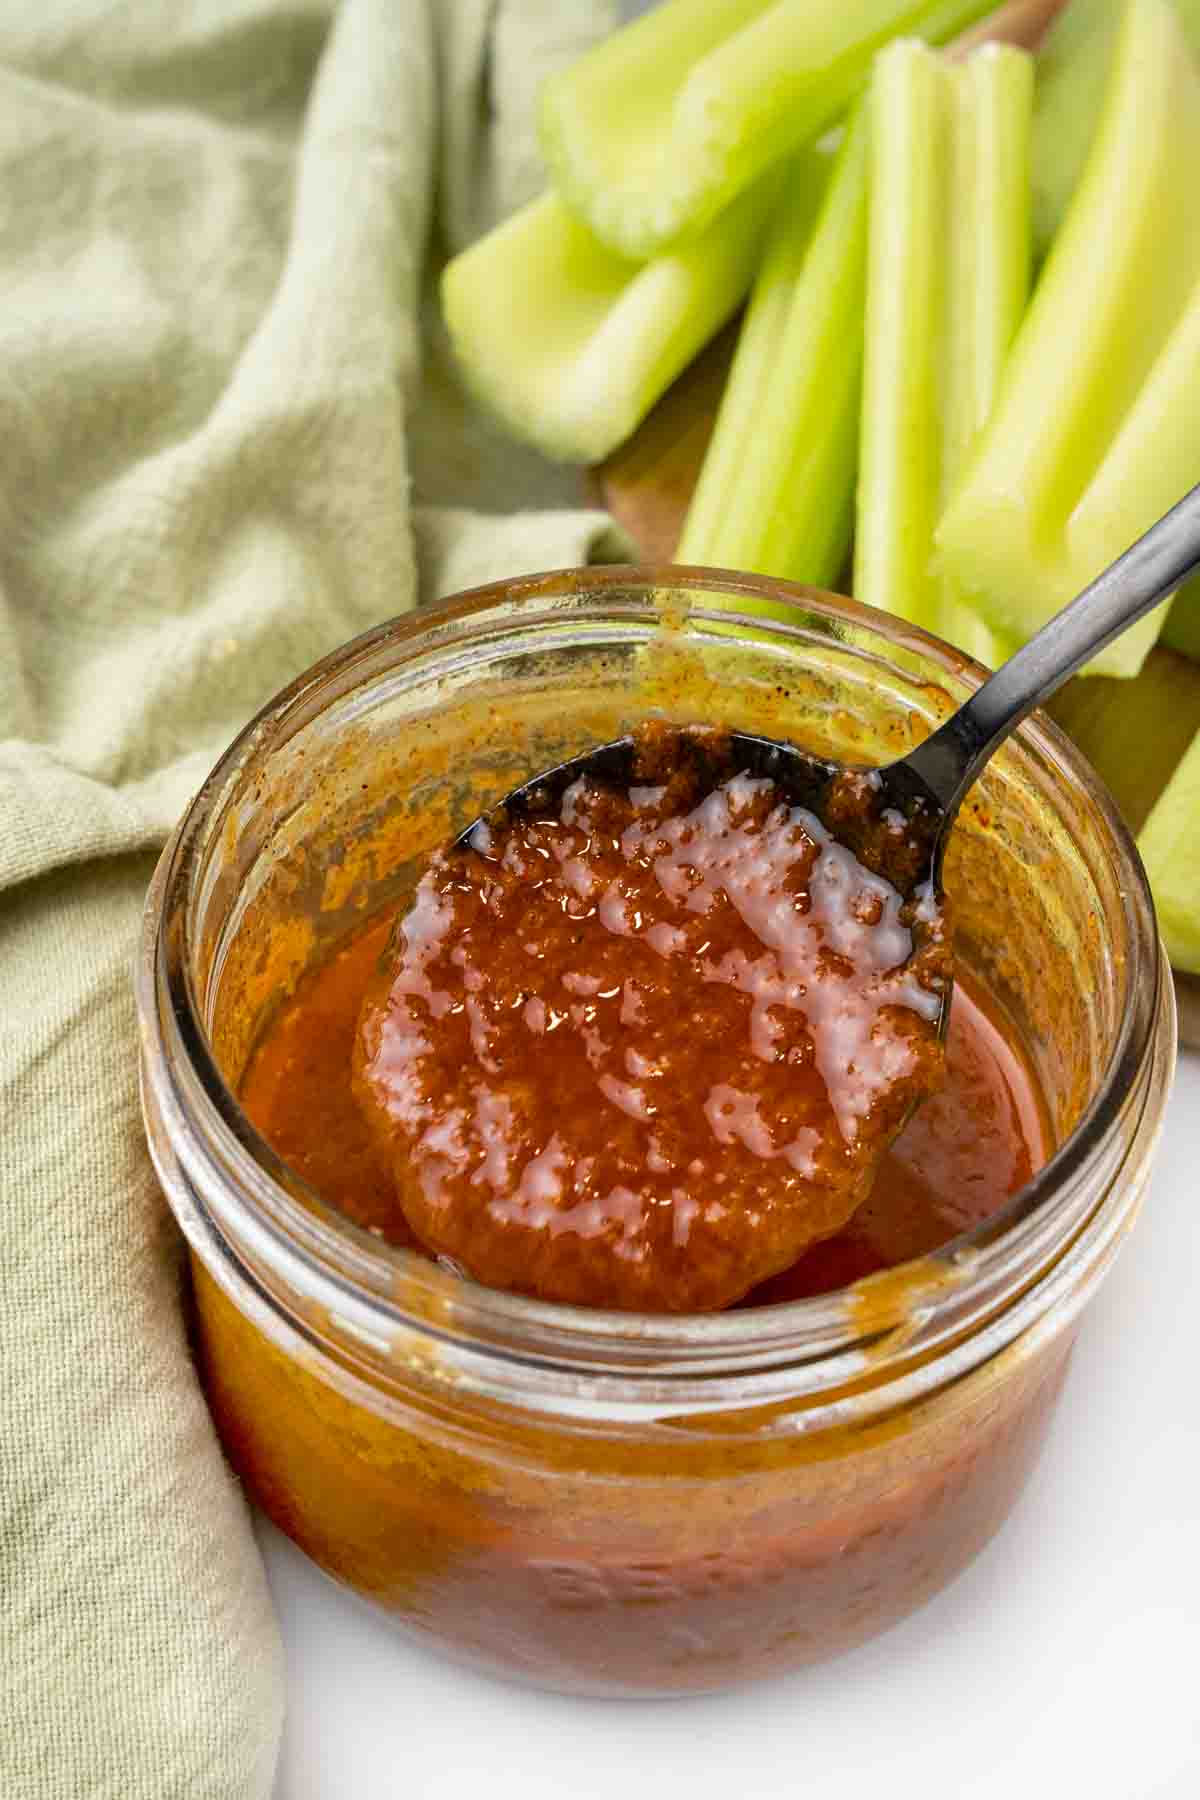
xmin=354 ymin=486 xmax=1200 ymax=1312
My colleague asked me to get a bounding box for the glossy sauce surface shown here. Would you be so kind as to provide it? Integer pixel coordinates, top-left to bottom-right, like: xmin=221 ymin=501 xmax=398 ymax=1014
xmin=352 ymin=731 xmax=949 ymax=1311
xmin=242 ymin=915 xmax=1045 ymax=1311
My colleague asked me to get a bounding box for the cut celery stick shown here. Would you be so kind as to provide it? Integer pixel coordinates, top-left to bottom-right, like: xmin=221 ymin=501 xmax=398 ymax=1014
xmin=1032 ymin=0 xmax=1200 ymax=258
xmin=1048 ymin=647 xmax=1200 ymax=834
xmin=936 ymin=0 xmax=1200 ymax=680
xmin=855 ymin=39 xmax=1031 ymax=665
xmin=854 ymin=42 xmax=946 ymax=626
xmin=1138 ymin=729 xmax=1200 ymax=972
xmin=539 ymin=0 xmax=997 ymax=260
xmin=1163 ymin=576 xmax=1200 ymax=662
xmin=677 ymin=119 xmax=868 ymax=592
xmin=676 ymin=146 xmax=833 ymax=568
xmin=940 ymin=52 xmax=1032 ymax=502
xmin=440 ymin=176 xmax=778 ymax=466
xmin=939 ymin=46 xmax=1031 ymax=666
xmin=1065 ymin=271 xmax=1200 ymax=624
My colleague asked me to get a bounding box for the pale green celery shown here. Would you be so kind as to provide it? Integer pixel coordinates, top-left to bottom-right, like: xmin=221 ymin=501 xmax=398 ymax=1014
xmin=1163 ymin=576 xmax=1200 ymax=661
xmin=1048 ymin=647 xmax=1200 ymax=835
xmin=677 ymin=120 xmax=868 ymax=592
xmin=1137 ymin=728 xmax=1200 ymax=972
xmin=539 ymin=0 xmax=996 ymax=260
xmin=1065 ymin=270 xmax=1200 ymax=621
xmin=936 ymin=0 xmax=1200 ymax=679
xmin=1032 ymin=0 xmax=1200 ymax=257
xmin=939 ymin=47 xmax=1032 ymax=666
xmin=676 ymin=147 xmax=832 ymax=567
xmin=854 ymin=39 xmax=1032 ymax=665
xmin=440 ymin=176 xmax=778 ymax=467
xmin=854 ymin=43 xmax=945 ymax=625
xmin=1055 ymin=295 xmax=1200 ymax=666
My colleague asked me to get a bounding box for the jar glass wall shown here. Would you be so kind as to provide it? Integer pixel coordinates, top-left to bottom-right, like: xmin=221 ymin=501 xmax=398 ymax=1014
xmin=137 ymin=570 xmax=1175 ymax=1696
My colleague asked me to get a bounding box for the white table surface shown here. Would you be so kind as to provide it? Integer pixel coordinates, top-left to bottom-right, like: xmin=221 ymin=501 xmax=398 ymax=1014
xmin=264 ymin=1050 xmax=1200 ymax=1800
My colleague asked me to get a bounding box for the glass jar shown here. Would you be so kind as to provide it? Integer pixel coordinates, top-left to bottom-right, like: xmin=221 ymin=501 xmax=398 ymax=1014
xmin=136 ymin=569 xmax=1176 ymax=1697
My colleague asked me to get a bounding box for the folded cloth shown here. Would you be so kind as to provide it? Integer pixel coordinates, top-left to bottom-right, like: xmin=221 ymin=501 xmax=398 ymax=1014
xmin=0 ymin=2 xmax=621 ymax=1794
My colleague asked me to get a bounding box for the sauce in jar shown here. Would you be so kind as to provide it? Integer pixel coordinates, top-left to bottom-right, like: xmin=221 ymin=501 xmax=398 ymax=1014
xmin=352 ymin=724 xmax=951 ymax=1311
xmin=242 ymin=910 xmax=1046 ymax=1305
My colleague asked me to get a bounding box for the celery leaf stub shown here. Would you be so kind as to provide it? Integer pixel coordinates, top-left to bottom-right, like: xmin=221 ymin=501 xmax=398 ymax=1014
xmin=440 ymin=178 xmax=778 ymax=466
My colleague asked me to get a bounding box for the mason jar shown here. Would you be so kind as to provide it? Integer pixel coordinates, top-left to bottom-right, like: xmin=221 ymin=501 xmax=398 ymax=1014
xmin=136 ymin=568 xmax=1176 ymax=1697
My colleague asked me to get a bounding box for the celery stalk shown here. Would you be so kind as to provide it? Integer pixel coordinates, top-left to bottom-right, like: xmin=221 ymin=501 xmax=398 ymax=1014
xmin=1064 ymin=272 xmax=1200 ymax=626
xmin=1032 ymin=0 xmax=1200 ymax=257
xmin=935 ymin=0 xmax=1200 ymax=680
xmin=440 ymin=176 xmax=778 ymax=466
xmin=937 ymin=48 xmax=1032 ymax=666
xmin=676 ymin=147 xmax=833 ymax=568
xmin=854 ymin=42 xmax=946 ymax=626
xmin=940 ymin=52 xmax=1032 ymax=510
xmin=854 ymin=40 xmax=1031 ymax=664
xmin=1163 ymin=576 xmax=1200 ymax=662
xmin=1048 ymin=647 xmax=1200 ymax=835
xmin=676 ymin=121 xmax=868 ymax=591
xmin=1137 ymin=729 xmax=1200 ymax=972
xmin=539 ymin=0 xmax=996 ymax=261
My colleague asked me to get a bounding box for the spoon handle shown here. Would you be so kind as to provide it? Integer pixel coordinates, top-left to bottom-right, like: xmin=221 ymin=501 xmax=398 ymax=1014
xmin=902 ymin=481 xmax=1200 ymax=819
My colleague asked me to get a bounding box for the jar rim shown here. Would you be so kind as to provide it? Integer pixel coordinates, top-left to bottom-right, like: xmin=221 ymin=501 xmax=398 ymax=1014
xmin=139 ymin=565 xmax=1171 ymax=1398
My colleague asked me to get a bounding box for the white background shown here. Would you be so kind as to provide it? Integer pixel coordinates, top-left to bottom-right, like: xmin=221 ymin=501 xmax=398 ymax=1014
xmin=266 ymin=1052 xmax=1200 ymax=1800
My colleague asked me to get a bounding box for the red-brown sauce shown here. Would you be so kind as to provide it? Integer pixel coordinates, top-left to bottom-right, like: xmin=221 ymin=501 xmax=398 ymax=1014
xmin=242 ymin=912 xmax=1045 ymax=1310
xmin=351 ymin=729 xmax=949 ymax=1311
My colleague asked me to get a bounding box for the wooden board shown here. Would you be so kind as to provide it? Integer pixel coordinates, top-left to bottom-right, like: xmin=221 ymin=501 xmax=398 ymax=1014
xmin=596 ymin=0 xmax=1200 ymax=1047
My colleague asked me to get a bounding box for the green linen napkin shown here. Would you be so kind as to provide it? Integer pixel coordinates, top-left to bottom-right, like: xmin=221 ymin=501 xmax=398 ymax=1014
xmin=0 ymin=3 xmax=622 ymax=1794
